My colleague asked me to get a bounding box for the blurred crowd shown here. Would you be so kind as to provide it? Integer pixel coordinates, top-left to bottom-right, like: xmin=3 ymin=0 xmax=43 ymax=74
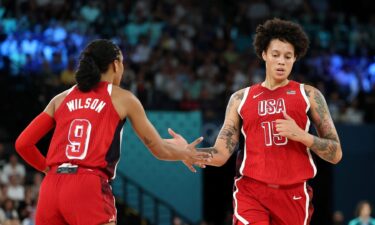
xmin=0 ymin=143 xmax=40 ymax=225
xmin=0 ymin=0 xmax=375 ymax=224
xmin=0 ymin=0 xmax=374 ymax=133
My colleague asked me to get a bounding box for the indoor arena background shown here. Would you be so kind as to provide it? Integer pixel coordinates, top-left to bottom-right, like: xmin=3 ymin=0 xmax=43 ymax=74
xmin=0 ymin=0 xmax=374 ymax=225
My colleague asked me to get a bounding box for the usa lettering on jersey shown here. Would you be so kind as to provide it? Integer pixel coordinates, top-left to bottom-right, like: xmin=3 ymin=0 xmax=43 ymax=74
xmin=258 ymin=98 xmax=285 ymax=116
xmin=66 ymin=98 xmax=106 ymax=113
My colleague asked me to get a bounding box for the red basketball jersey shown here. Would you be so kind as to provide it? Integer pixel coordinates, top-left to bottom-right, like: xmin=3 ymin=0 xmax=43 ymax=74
xmin=237 ymin=81 xmax=316 ymax=185
xmin=47 ymin=82 xmax=124 ymax=179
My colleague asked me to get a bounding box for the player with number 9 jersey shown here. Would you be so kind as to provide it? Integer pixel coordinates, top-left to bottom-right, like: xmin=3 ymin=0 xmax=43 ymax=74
xmin=15 ymin=39 xmax=210 ymax=225
xmin=47 ymin=81 xmax=123 ymax=179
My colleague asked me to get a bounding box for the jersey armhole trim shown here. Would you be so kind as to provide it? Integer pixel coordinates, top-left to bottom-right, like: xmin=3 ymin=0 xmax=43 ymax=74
xmin=237 ymin=87 xmax=250 ymax=118
xmin=66 ymin=85 xmax=76 ymax=95
xmin=107 ymin=84 xmax=113 ymax=96
xmin=54 ymin=85 xmax=76 ymax=119
xmin=300 ymin=84 xmax=310 ymax=113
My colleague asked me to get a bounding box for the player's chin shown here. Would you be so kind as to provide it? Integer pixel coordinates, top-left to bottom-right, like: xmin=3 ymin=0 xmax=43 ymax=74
xmin=273 ymin=74 xmax=288 ymax=82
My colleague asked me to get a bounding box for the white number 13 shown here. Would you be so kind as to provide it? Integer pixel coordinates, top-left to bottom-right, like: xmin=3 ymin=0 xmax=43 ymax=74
xmin=261 ymin=121 xmax=288 ymax=146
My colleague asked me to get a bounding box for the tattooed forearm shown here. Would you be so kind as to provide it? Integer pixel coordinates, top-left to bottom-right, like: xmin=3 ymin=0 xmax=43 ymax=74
xmin=198 ymin=147 xmax=219 ymax=157
xmin=308 ymin=87 xmax=342 ymax=163
xmin=310 ymin=136 xmax=338 ymax=162
xmin=218 ymin=120 xmax=239 ymax=154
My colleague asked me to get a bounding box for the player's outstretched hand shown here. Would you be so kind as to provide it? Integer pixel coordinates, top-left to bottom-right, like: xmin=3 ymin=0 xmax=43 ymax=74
xmin=165 ymin=128 xmax=210 ymax=173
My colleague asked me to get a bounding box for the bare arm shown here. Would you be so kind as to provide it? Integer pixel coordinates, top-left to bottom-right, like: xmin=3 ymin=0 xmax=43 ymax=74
xmin=275 ymin=85 xmax=342 ymax=164
xmin=197 ymin=89 xmax=245 ymax=166
xmin=124 ymin=92 xmax=208 ymax=162
xmin=304 ymin=85 xmax=342 ymax=164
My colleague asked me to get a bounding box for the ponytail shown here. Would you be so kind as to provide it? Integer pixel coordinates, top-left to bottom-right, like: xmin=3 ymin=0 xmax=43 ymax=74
xmin=75 ymin=55 xmax=101 ymax=92
xmin=75 ymin=39 xmax=121 ymax=92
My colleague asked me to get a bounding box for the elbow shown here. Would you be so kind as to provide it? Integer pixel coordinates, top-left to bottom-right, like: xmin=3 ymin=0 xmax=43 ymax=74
xmin=15 ymin=136 xmax=27 ymax=154
xmin=210 ymin=155 xmax=229 ymax=167
xmin=332 ymin=148 xmax=343 ymax=164
xmin=154 ymin=153 xmax=169 ymax=161
xmin=151 ymin=150 xmax=166 ymax=160
xmin=211 ymin=161 xmax=226 ymax=167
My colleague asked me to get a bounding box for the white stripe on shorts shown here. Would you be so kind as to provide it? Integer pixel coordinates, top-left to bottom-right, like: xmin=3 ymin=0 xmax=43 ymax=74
xmin=233 ymin=177 xmax=249 ymax=225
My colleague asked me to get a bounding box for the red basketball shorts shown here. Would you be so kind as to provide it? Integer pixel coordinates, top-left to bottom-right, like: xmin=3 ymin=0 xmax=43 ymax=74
xmin=232 ymin=176 xmax=313 ymax=225
xmin=35 ymin=166 xmax=116 ymax=225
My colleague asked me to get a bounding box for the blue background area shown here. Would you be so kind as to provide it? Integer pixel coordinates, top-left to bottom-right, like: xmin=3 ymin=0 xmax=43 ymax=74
xmin=116 ymin=111 xmax=203 ymax=223
xmin=333 ymin=124 xmax=375 ymax=223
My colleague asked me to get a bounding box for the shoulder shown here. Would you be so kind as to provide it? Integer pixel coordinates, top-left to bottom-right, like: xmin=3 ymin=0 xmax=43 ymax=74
xmin=111 ymin=85 xmax=137 ymax=102
xmin=44 ymin=87 xmax=74 ymax=116
xmin=303 ymin=84 xmax=315 ymax=97
xmin=231 ymin=87 xmax=248 ymax=101
xmin=226 ymin=88 xmax=249 ymax=115
xmin=53 ymin=88 xmax=72 ymax=104
xmin=111 ymin=85 xmax=143 ymax=119
xmin=303 ymin=84 xmax=327 ymax=101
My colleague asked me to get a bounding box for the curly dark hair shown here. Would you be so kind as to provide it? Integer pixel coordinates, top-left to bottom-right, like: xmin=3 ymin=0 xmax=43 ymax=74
xmin=253 ymin=18 xmax=309 ymax=60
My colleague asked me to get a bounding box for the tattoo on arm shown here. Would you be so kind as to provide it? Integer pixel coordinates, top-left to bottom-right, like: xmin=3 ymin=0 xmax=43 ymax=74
xmin=218 ymin=120 xmax=239 ymax=155
xmin=312 ymin=134 xmax=338 ymax=162
xmin=233 ymin=91 xmax=244 ymax=101
xmin=198 ymin=147 xmax=219 ymax=157
xmin=225 ymin=91 xmax=244 ymax=117
xmin=305 ymin=88 xmax=311 ymax=98
xmin=309 ymin=89 xmax=340 ymax=162
xmin=207 ymin=90 xmax=242 ymax=157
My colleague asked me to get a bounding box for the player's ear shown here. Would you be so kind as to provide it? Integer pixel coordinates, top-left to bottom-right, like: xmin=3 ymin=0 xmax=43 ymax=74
xmin=262 ymin=51 xmax=267 ymax=61
xmin=113 ymin=59 xmax=120 ymax=72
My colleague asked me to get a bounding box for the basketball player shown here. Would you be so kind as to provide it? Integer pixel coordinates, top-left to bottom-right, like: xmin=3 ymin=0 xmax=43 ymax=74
xmin=168 ymin=18 xmax=343 ymax=225
xmin=15 ymin=39 xmax=211 ymax=225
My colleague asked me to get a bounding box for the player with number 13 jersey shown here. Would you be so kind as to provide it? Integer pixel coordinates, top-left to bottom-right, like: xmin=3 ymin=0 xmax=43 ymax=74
xmin=238 ymin=80 xmax=316 ymax=185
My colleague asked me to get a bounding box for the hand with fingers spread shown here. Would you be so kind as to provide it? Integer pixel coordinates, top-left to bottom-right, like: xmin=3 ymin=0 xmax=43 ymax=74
xmin=165 ymin=128 xmax=210 ymax=172
xmin=275 ymin=111 xmax=307 ymax=142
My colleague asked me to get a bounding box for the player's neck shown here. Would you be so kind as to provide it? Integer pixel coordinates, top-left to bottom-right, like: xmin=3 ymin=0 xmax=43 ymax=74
xmin=100 ymin=73 xmax=114 ymax=84
xmin=262 ymin=78 xmax=289 ymax=90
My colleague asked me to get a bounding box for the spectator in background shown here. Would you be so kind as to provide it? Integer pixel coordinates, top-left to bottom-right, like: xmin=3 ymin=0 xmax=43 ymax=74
xmin=6 ymin=175 xmax=25 ymax=202
xmin=18 ymin=186 xmax=36 ymax=222
xmin=339 ymin=99 xmax=364 ymax=124
xmin=0 ymin=198 xmax=19 ymax=222
xmin=333 ymin=63 xmax=360 ymax=102
xmin=1 ymin=154 xmax=25 ymax=184
xmin=80 ymin=1 xmax=101 ymax=24
xmin=30 ymin=173 xmax=43 ymax=199
xmin=60 ymin=58 xmax=76 ymax=87
xmin=332 ymin=210 xmax=344 ymax=225
xmin=349 ymin=201 xmax=375 ymax=225
xmin=0 ymin=143 xmax=10 ymax=170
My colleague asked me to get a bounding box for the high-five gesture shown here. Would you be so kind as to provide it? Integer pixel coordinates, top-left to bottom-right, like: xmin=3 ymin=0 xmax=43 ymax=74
xmin=165 ymin=128 xmax=209 ymax=172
